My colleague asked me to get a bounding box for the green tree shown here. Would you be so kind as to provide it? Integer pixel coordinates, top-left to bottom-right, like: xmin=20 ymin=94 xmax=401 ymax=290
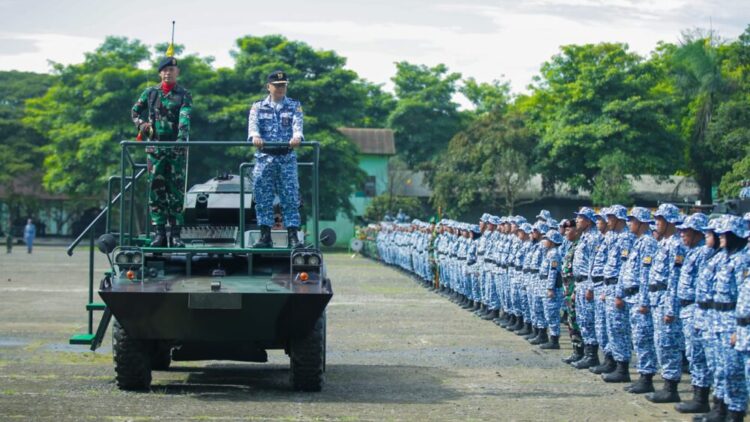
xmin=363 ymin=194 xmax=424 ymax=222
xmin=388 ymin=62 xmax=465 ymax=167
xmin=461 ymin=77 xmax=511 ymax=116
xmin=591 ymin=152 xmax=633 ymax=206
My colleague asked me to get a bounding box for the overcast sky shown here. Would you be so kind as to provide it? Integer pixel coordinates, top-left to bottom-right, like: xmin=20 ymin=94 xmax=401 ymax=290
xmin=0 ymin=0 xmax=748 ymax=94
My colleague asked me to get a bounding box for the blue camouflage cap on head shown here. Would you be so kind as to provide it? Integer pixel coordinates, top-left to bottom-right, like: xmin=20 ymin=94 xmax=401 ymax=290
xmin=654 ymin=203 xmax=683 ymax=224
xmin=533 ymin=221 xmax=550 ymax=233
xmin=470 ymin=224 xmax=481 ymax=234
xmin=715 ymin=215 xmax=749 ymax=238
xmin=514 ymin=215 xmax=528 ymax=225
xmin=744 ymin=212 xmax=750 ymax=222
xmin=627 ymin=206 xmax=654 ymax=224
xmin=547 ymin=218 xmax=559 ymax=227
xmin=705 ymin=216 xmax=723 ymax=232
xmin=480 ymin=213 xmax=491 ymax=223
xmin=606 ymin=204 xmax=628 ymax=221
xmin=536 ymin=209 xmax=552 ymax=221
xmin=575 ymin=206 xmax=597 ymax=222
xmin=518 ymin=223 xmax=533 ymax=234
xmin=543 ymin=229 xmax=564 ymax=245
xmin=677 ymin=213 xmax=709 ymax=232
xmin=488 ymin=215 xmax=501 ymax=225
xmin=595 ymin=207 xmax=608 ymax=221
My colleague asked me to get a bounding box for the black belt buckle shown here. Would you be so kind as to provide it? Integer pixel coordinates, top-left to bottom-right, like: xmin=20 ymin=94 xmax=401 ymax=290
xmin=648 ymin=284 xmax=666 ymax=292
xmin=604 ymin=278 xmax=618 ymax=286
xmin=592 ymin=276 xmax=604 ymax=282
xmin=623 ymin=286 xmax=639 ymax=296
xmin=262 ymin=146 xmax=291 ymax=156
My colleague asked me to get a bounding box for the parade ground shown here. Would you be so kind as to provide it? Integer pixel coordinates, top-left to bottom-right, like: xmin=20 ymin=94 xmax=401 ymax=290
xmin=0 ymin=246 xmax=692 ymax=421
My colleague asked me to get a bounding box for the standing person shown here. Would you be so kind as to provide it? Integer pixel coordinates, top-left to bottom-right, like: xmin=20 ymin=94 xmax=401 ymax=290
xmin=588 ymin=208 xmax=613 ymax=374
xmin=248 ymin=70 xmax=304 ymax=249
xmin=540 ymin=229 xmax=565 ymax=350
xmin=131 ymin=56 xmax=192 ymax=248
xmin=23 ymin=219 xmax=36 ymax=254
xmin=570 ymin=207 xmax=604 ymax=370
xmin=561 ymin=219 xmax=584 ymax=364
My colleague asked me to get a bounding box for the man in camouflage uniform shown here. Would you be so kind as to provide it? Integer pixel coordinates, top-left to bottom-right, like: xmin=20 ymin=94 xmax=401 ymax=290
xmin=248 ymin=70 xmax=304 ymax=248
xmin=131 ymin=56 xmax=192 ymax=247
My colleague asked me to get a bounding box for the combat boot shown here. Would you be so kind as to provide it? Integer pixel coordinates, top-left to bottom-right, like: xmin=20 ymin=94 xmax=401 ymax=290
xmin=150 ymin=225 xmax=167 ymax=247
xmin=571 ymin=344 xmax=600 ymax=369
xmin=524 ymin=327 xmax=539 ymax=341
xmin=471 ymin=301 xmax=481 ymax=312
xmin=462 ymin=299 xmax=475 ymax=310
xmin=530 ymin=329 xmax=549 ymax=346
xmin=170 ymin=225 xmax=185 ymax=248
xmin=590 ymin=353 xmax=616 ymax=375
xmin=675 ymin=386 xmax=710 ymax=413
xmin=253 ymin=225 xmax=273 ymax=248
xmin=625 ymin=373 xmax=655 ymax=394
xmin=509 ymin=316 xmax=525 ymax=331
xmin=646 ymin=379 xmax=681 ymax=403
xmin=602 ymin=361 xmax=631 ymax=383
xmin=562 ymin=344 xmax=584 ymax=364
xmin=540 ymin=334 xmax=560 ymax=350
xmin=287 ymin=227 xmax=301 ymax=249
xmin=727 ymin=411 xmax=745 ymax=422
xmin=515 ymin=322 xmax=532 ymax=336
xmin=482 ymin=309 xmax=499 ymax=321
xmin=693 ymin=397 xmax=726 ymax=422
xmin=474 ymin=303 xmax=486 ymax=315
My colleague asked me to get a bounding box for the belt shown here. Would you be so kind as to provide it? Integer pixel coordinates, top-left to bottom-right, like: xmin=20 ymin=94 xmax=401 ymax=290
xmin=457 ymin=257 xmax=466 ymax=261
xmin=679 ymin=299 xmax=695 ymax=307
xmin=530 ymin=269 xmax=539 ymax=274
xmin=574 ymin=276 xmax=587 ymax=284
xmin=623 ymin=286 xmax=639 ymax=296
xmin=648 ymin=283 xmax=667 ymax=292
xmin=523 ymin=269 xmax=531 ymax=274
xmin=484 ymin=258 xmax=495 ymax=264
xmin=737 ymin=317 xmax=750 ymax=327
xmin=604 ymin=278 xmax=618 ymax=286
xmin=714 ymin=302 xmax=736 ymax=312
xmin=592 ymin=276 xmax=604 ymax=282
xmin=697 ymin=301 xmax=713 ymax=310
xmin=261 ymin=147 xmax=292 ymax=156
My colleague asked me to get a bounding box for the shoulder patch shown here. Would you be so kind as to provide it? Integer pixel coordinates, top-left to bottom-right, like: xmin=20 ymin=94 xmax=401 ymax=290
xmin=621 ymin=249 xmax=629 ymax=258
xmin=551 ymin=260 xmax=558 ymax=268
xmin=675 ymin=255 xmax=684 ymax=266
xmin=296 ymin=105 xmax=303 ymax=113
xmin=643 ymin=256 xmax=652 ymax=266
xmin=744 ymin=269 xmax=749 ymax=279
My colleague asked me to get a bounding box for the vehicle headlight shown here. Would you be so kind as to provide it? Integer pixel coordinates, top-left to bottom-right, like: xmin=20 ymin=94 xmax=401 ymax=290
xmin=115 ymin=252 xmax=129 ymax=264
xmin=293 ymin=255 xmax=306 ymax=265
xmin=307 ymin=255 xmax=320 ymax=266
xmin=131 ymin=253 xmax=142 ymax=264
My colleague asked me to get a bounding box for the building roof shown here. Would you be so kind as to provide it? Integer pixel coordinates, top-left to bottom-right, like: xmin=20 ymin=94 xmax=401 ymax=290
xmin=338 ymin=128 xmax=396 ymax=155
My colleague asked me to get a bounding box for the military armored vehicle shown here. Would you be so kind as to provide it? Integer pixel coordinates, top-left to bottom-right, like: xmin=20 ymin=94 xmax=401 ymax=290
xmin=67 ymin=141 xmax=335 ymax=392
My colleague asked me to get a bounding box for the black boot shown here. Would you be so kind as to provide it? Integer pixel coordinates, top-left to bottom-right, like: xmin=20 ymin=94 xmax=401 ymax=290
xmin=509 ymin=316 xmax=525 ymax=331
xmin=530 ymin=329 xmax=549 ymax=346
xmin=693 ymin=397 xmax=726 ymax=422
xmin=287 ymin=227 xmax=301 ymax=249
xmin=646 ymin=379 xmax=681 ymax=403
xmin=170 ymin=225 xmax=185 ymax=248
xmin=483 ymin=310 xmax=499 ymax=321
xmin=474 ymin=303 xmax=486 ymax=316
xmin=675 ymin=386 xmax=710 ymax=413
xmin=515 ymin=322 xmax=532 ymax=336
xmin=524 ymin=327 xmax=539 ymax=341
xmin=540 ymin=334 xmax=560 ymax=350
xmin=471 ymin=301 xmax=481 ymax=312
xmin=602 ymin=360 xmax=631 ymax=383
xmin=727 ymin=411 xmax=745 ymax=422
xmin=589 ymin=353 xmax=616 ymax=375
xmin=253 ymin=225 xmax=272 ymax=248
xmin=500 ymin=314 xmax=514 ymax=328
xmin=571 ymin=344 xmax=600 ymax=369
xmin=625 ymin=373 xmax=655 ymax=394
xmin=150 ymin=224 xmax=167 ymax=247
xmin=563 ymin=344 xmax=584 ymax=364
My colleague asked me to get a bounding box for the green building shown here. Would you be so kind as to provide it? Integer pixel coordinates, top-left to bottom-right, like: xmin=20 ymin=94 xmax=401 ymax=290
xmin=318 ymin=128 xmax=395 ymax=247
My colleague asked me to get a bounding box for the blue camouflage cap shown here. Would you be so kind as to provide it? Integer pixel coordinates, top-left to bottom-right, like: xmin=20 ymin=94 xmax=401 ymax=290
xmin=595 ymin=207 xmax=608 ymax=221
xmin=575 ymin=207 xmax=597 ymax=222
xmin=547 ymin=218 xmax=559 ymax=227
xmin=513 ymin=216 xmax=528 ymax=225
xmin=488 ymin=215 xmax=501 ymax=225
xmin=606 ymin=204 xmax=628 ymax=221
xmin=627 ymin=206 xmax=654 ymax=224
xmin=654 ymin=203 xmax=683 ymax=224
xmin=518 ymin=223 xmax=533 ymax=234
xmin=676 ymin=213 xmax=709 ymax=232
xmin=533 ymin=221 xmax=550 ymax=233
xmin=470 ymin=224 xmax=481 ymax=234
xmin=543 ymin=229 xmax=564 ymax=245
xmin=480 ymin=213 xmax=491 ymax=223
xmin=715 ymin=215 xmax=749 ymax=238
xmin=536 ymin=210 xmax=552 ymax=221
xmin=705 ymin=216 xmax=723 ymax=232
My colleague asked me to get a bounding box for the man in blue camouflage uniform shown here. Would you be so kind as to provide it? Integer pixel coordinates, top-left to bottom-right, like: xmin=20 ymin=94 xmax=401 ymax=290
xmin=600 ymin=205 xmax=636 ymax=381
xmin=734 ymin=215 xmax=750 ymax=421
xmin=527 ymin=221 xmax=550 ymax=345
xmin=248 ymin=70 xmax=304 ymax=248
xmin=540 ymin=229 xmax=565 ymax=350
xmin=508 ymin=220 xmax=531 ymax=331
xmin=475 ymin=214 xmax=492 ymax=316
xmin=588 ymin=208 xmax=613 ymax=374
xmin=482 ymin=216 xmax=502 ymax=321
xmin=497 ymin=218 xmax=515 ymax=327
xmin=615 ymin=207 xmax=659 ymax=392
xmin=671 ymin=213 xmax=713 ymax=413
xmin=570 ymin=207 xmax=604 ymax=369
xmin=645 ymin=203 xmax=687 ymax=404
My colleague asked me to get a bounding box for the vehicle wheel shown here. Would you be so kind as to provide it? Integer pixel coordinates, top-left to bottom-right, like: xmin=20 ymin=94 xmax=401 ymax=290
xmin=289 ymin=311 xmax=326 ymax=392
xmin=112 ymin=319 xmax=152 ymax=390
xmin=151 ymin=345 xmax=172 ymax=371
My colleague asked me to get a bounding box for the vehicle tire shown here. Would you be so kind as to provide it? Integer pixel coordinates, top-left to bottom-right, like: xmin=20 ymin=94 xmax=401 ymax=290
xmin=289 ymin=311 xmax=326 ymax=392
xmin=112 ymin=319 xmax=152 ymax=390
xmin=151 ymin=345 xmax=172 ymax=371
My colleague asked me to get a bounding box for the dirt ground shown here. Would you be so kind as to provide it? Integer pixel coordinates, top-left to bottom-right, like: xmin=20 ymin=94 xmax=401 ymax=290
xmin=0 ymin=246 xmax=693 ymax=421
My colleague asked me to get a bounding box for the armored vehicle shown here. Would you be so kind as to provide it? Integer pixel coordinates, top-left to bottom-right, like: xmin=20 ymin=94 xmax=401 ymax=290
xmin=68 ymin=141 xmax=334 ymax=392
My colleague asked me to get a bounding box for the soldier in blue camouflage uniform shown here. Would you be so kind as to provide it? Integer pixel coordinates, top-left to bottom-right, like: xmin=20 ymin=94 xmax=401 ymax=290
xmin=527 ymin=221 xmax=550 ymax=345
xmin=131 ymin=56 xmax=192 ymax=247
xmin=645 ymin=203 xmax=687 ymax=404
xmin=248 ymin=70 xmax=304 ymax=248
xmin=561 ymin=219 xmax=584 ymax=364
xmin=600 ymin=205 xmax=636 ymax=382
xmin=616 ymin=207 xmax=659 ymax=393
xmin=704 ymin=216 xmax=748 ymax=421
xmin=734 ymin=215 xmax=750 ymax=421
xmin=475 ymin=214 xmax=492 ymax=316
xmin=671 ymin=213 xmax=713 ymax=413
xmin=587 ymin=208 xmax=613 ymax=373
xmin=508 ymin=221 xmax=531 ymax=332
xmin=497 ymin=218 xmax=515 ymax=327
xmin=540 ymin=229 xmax=565 ymax=349
xmin=570 ymin=207 xmax=604 ymax=369
xmin=482 ymin=216 xmax=502 ymax=321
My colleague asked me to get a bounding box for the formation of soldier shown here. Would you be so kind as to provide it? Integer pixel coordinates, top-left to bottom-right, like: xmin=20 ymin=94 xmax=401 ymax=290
xmin=368 ymin=205 xmax=750 ymax=421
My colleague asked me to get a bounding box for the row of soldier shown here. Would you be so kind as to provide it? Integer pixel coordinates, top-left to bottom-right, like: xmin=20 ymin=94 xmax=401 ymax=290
xmin=371 ymin=205 xmax=750 ymax=421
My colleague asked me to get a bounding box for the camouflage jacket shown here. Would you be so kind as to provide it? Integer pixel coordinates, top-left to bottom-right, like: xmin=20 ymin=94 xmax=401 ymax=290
xmin=131 ymin=84 xmax=192 ymax=142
